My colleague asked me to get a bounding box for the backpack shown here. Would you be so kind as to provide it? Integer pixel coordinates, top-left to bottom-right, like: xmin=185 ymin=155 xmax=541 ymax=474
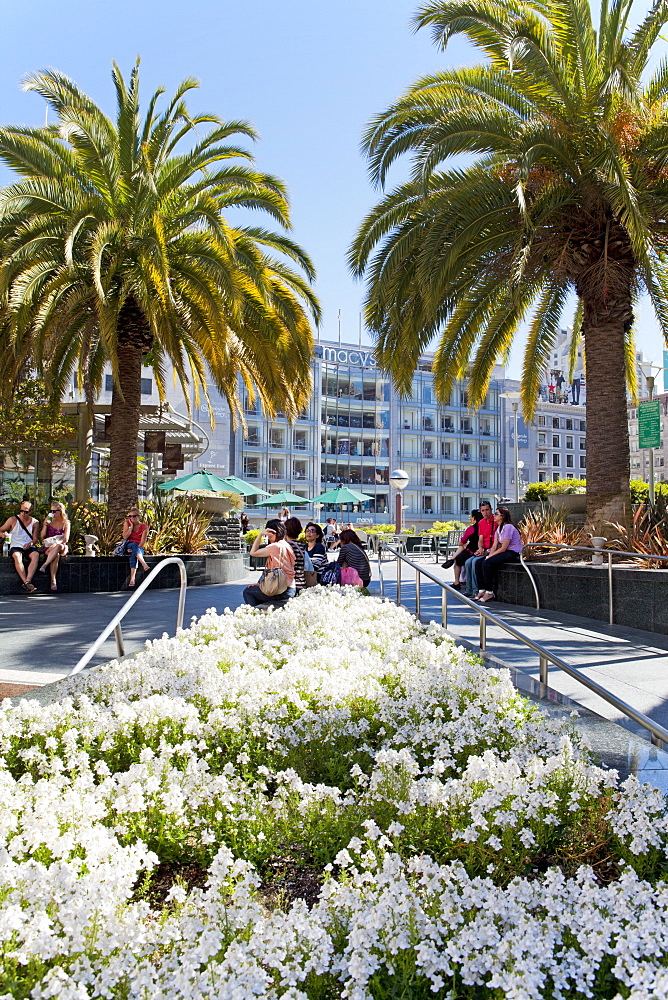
xmin=320 ymin=562 xmax=341 ymax=586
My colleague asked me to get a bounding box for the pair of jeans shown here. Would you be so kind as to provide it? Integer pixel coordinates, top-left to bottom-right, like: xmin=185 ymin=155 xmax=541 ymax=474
xmin=463 ymin=553 xmax=487 ymax=594
xmin=127 ymin=542 xmax=144 ymax=568
xmin=243 ymin=583 xmax=296 ymax=608
xmin=479 ymin=550 xmax=520 ymax=593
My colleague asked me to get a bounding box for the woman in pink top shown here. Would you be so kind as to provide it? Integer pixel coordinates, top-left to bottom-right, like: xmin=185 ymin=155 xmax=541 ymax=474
xmin=243 ymin=519 xmax=296 ymax=608
xmin=476 ymin=506 xmax=522 ymax=603
xmin=122 ymin=507 xmax=150 ymax=588
xmin=39 ymin=501 xmax=70 ymax=591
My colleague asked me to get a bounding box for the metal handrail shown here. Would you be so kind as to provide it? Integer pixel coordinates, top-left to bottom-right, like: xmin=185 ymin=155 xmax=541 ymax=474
xmin=520 ymin=542 xmax=668 ymax=625
xmin=69 ymin=556 xmax=187 ymax=676
xmin=379 ymin=542 xmax=668 ymax=748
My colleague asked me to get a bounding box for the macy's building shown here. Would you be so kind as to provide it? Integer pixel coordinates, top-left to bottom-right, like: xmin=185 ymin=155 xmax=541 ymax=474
xmin=180 ymin=340 xmax=504 ymax=524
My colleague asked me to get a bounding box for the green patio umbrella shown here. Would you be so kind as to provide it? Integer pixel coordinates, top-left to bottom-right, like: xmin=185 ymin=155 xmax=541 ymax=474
xmin=156 ymin=470 xmax=234 ymax=492
xmin=309 ymin=485 xmax=374 ymax=504
xmin=217 ymin=475 xmax=271 ymax=498
xmin=251 ymin=490 xmax=309 ymax=507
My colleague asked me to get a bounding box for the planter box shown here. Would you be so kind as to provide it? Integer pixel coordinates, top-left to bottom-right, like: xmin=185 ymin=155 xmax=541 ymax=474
xmin=0 ymin=552 xmax=246 ymax=595
xmin=188 ymin=496 xmax=234 ymax=516
xmin=496 ymin=561 xmax=668 ymax=635
xmin=548 ymin=494 xmax=587 ymax=514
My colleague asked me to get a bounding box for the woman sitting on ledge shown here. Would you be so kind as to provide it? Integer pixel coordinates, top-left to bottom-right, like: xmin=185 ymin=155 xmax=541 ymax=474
xmin=442 ymin=509 xmax=482 ymax=590
xmin=475 ymin=506 xmax=522 ymax=604
xmin=39 ymin=501 xmax=70 ymax=591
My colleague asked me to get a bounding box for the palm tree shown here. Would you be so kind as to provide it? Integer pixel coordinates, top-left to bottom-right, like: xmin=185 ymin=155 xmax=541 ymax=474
xmin=0 ymin=63 xmax=319 ymax=514
xmin=351 ymin=0 xmax=668 ymax=525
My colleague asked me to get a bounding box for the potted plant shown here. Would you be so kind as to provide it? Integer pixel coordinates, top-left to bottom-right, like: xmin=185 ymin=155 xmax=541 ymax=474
xmin=185 ymin=489 xmax=242 ymax=516
xmin=547 ymin=478 xmax=587 ymax=514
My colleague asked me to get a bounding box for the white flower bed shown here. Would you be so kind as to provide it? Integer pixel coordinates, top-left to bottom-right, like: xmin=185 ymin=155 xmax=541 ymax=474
xmin=1 ymin=587 xmax=668 ymax=998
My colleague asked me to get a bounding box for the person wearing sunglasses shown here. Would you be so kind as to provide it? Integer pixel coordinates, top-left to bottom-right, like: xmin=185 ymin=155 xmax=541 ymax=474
xmin=303 ymin=522 xmax=328 ymax=579
xmin=121 ymin=508 xmax=150 ymax=588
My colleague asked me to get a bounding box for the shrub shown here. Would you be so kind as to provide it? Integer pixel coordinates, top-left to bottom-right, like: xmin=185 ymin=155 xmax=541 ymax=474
xmin=523 ymin=482 xmax=550 ymax=501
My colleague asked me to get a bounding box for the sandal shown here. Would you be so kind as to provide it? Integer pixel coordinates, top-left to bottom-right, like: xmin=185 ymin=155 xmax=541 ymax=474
xmin=50 ymin=581 xmax=57 ymax=591
xmin=478 ymin=591 xmax=495 ymax=603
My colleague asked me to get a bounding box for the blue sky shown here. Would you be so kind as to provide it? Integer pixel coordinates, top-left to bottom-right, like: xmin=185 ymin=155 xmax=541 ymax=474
xmin=1 ymin=0 xmax=666 ymax=378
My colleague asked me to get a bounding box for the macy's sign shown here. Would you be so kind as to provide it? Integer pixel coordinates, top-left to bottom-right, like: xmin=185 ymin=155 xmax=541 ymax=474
xmin=316 ymin=345 xmax=377 ymax=367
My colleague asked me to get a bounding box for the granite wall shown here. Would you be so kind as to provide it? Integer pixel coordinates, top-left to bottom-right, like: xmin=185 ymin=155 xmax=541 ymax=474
xmin=0 ymin=551 xmax=245 ymax=595
xmin=497 ymin=561 xmax=668 ymax=635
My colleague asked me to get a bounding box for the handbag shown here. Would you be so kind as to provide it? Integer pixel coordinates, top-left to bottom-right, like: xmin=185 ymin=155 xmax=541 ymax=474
xmin=258 ymin=540 xmax=291 ymax=596
xmin=302 ymin=548 xmax=317 ymax=588
xmin=320 ymin=562 xmax=341 ymax=585
xmin=258 ymin=566 xmax=288 ymax=596
xmin=113 ymin=540 xmax=128 ymax=556
xmin=340 ymin=566 xmax=363 ymax=587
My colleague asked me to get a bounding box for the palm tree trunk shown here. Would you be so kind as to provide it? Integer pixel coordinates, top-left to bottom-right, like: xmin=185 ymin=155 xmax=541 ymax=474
xmin=582 ymin=294 xmax=632 ymax=530
xmin=107 ymin=296 xmax=154 ymax=517
xmin=107 ymin=342 xmax=143 ymax=516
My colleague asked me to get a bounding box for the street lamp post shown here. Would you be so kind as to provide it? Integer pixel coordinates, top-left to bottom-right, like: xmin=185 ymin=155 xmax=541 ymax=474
xmin=500 ymin=392 xmax=522 ymax=502
xmin=389 ymin=468 xmax=409 ymax=534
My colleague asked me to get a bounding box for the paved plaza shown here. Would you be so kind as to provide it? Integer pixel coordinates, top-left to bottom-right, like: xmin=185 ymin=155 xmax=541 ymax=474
xmin=2 ymin=554 xmax=668 ymax=781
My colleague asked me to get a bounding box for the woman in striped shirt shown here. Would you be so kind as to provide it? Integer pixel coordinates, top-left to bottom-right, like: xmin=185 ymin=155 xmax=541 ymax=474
xmin=336 ymin=529 xmax=372 ymax=588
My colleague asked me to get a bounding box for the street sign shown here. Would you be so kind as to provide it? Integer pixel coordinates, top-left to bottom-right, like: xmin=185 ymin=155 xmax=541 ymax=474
xmin=639 ymin=399 xmax=661 ymax=449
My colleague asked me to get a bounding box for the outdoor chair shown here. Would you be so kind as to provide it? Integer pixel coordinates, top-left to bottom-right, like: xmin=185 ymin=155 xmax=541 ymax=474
xmin=438 ymin=530 xmax=463 ymax=561
xmin=411 ymin=535 xmax=434 ymax=559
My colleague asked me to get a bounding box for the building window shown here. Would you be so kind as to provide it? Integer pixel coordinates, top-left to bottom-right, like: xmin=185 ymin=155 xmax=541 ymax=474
xmin=441 ymin=495 xmax=453 ymax=514
xmin=579 ymin=419 xmax=586 ymax=431
xmin=552 ymin=454 xmax=560 ymax=467
xmin=461 ymin=470 xmax=470 ymax=487
xmin=269 ymin=429 xmax=284 ymax=448
xmin=580 ymin=456 xmax=586 ymax=469
xmin=566 ymin=418 xmax=573 ymax=430
xmin=552 ymin=472 xmax=560 ymax=482
xmin=480 ymin=419 xmax=491 ymax=435
xmin=441 ymin=415 xmax=454 ymax=431
xmin=552 ymin=434 xmax=560 ymax=447
xmin=293 ymin=430 xmax=307 ymax=450
xmin=244 ymin=426 xmax=260 ymax=447
xmin=461 ymin=418 xmax=472 ymax=433
xmin=538 ymin=472 xmax=547 ymax=482
xmin=243 ymin=457 xmax=259 ymax=478
xmin=440 ymin=441 xmax=451 ymax=459
xmin=422 ymin=468 xmax=435 ymax=487
xmin=293 ymin=460 xmax=307 ymax=480
xmin=538 ymin=452 xmax=547 ymax=464
xmin=566 ymin=436 xmax=573 ymax=449
xmin=580 ymin=439 xmax=586 ymax=450
xmin=440 ymin=469 xmax=451 ymax=486
xmin=423 ymin=439 xmax=434 ymax=458
xmin=566 ymin=454 xmax=574 ymax=468
xmin=423 ymin=496 xmax=434 ymax=514
xmin=553 ymin=417 xmax=560 ymax=428
xmin=461 ymin=444 xmax=471 ymax=460
xmin=538 ymin=416 xmax=546 ymax=426
xmin=422 ymin=414 xmax=435 ymax=431
xmin=538 ymin=432 xmax=546 ymax=446
xmin=269 ymin=458 xmax=284 ymax=479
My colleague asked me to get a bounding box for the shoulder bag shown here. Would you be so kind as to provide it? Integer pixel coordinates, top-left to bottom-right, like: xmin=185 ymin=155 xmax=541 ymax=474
xmin=302 ymin=548 xmax=318 ymax=588
xmin=258 ymin=540 xmax=291 ymax=597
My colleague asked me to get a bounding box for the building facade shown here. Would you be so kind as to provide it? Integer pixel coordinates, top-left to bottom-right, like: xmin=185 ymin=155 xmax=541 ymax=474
xmin=178 ymin=340 xmax=503 ymax=522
